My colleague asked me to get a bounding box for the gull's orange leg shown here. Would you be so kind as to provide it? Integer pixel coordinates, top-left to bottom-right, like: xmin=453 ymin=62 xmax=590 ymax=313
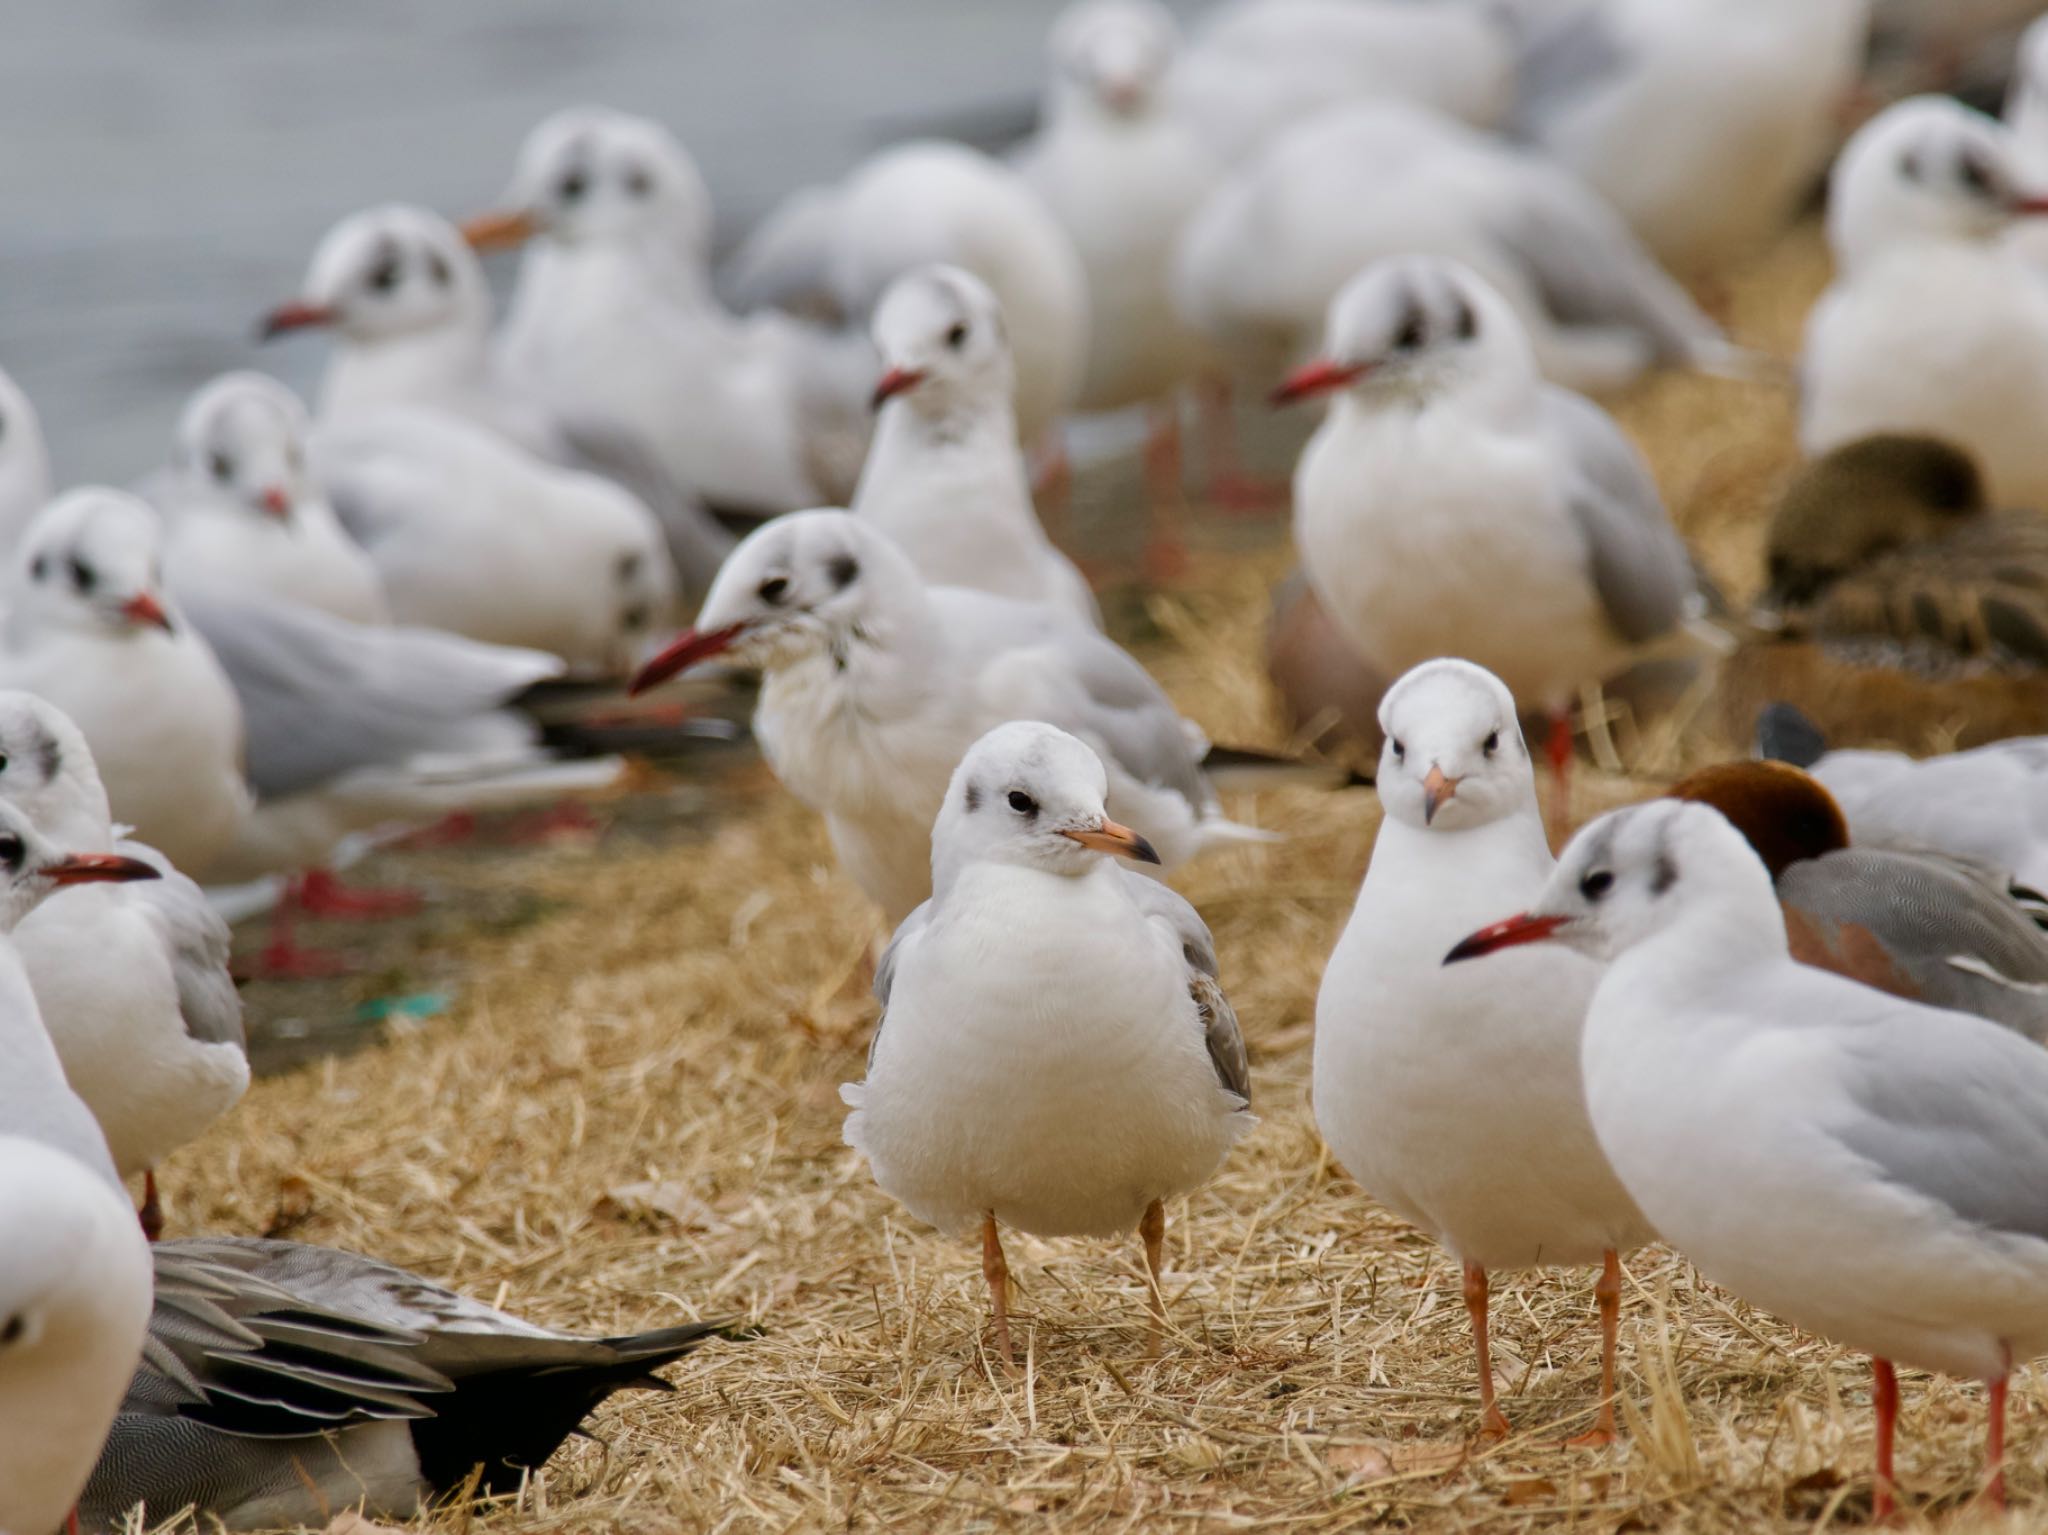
xmin=1463 ymin=1262 xmax=1511 ymax=1439
xmin=1984 ymin=1370 xmax=2009 ymax=1513
xmin=981 ymin=1212 xmax=1014 ymax=1369
xmin=1545 ymin=709 xmax=1575 ymax=844
xmin=1139 ymin=1197 xmax=1168 ymax=1354
xmin=1565 ymin=1249 xmax=1622 ymax=1447
xmin=1872 ymin=1356 xmax=1899 ymax=1522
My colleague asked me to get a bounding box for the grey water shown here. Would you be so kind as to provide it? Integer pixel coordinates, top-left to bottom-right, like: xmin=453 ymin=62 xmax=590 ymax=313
xmin=0 ymin=0 xmax=1196 ymax=483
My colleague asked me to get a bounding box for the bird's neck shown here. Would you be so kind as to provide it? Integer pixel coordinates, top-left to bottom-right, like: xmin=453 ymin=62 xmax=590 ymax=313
xmin=321 ymin=322 xmax=490 ymax=419
xmin=1368 ymin=803 xmax=1553 ymax=909
xmin=1609 ymin=900 xmax=1792 ymax=1018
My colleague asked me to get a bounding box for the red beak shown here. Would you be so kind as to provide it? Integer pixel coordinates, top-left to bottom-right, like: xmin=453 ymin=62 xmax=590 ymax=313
xmin=628 ymin=621 xmax=751 ymax=696
xmin=2012 ymin=196 xmax=2048 ymax=216
xmin=1270 ymin=358 xmax=1369 ymax=406
xmin=1442 ymin=911 xmax=1569 ymax=965
xmin=120 ymin=592 xmax=173 ymax=632
xmin=259 ymin=486 xmax=292 ymax=520
xmin=259 ymin=301 xmax=337 ymax=341
xmin=45 ymin=852 xmax=162 ymax=886
xmin=871 ymin=366 xmax=928 ymax=409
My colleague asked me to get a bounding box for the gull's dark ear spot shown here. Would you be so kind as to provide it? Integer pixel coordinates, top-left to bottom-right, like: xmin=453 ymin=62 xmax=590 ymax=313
xmin=33 ymin=729 xmax=58 ymax=782
xmin=827 ymin=553 xmax=860 ymax=590
xmin=1452 ymin=297 xmax=1478 ymax=341
xmin=1651 ymin=853 xmax=1678 ymax=896
xmin=964 ymin=782 xmax=981 ymax=813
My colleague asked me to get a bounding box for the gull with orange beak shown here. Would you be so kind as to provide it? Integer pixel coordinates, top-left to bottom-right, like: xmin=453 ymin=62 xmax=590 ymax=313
xmin=1314 ymin=659 xmax=1649 ymax=1443
xmin=842 ymin=721 xmax=1251 ymax=1365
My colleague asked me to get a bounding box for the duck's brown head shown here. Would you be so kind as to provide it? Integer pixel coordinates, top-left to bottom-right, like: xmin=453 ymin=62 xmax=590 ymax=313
xmin=1666 ymin=760 xmax=1849 ymax=879
xmin=1764 ymin=434 xmax=1987 ymax=610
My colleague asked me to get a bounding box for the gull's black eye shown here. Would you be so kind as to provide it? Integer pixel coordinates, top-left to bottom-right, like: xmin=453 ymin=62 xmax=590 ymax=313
xmin=623 ymin=163 xmax=653 ymax=198
xmin=1391 ymin=738 xmax=1405 ymax=761
xmin=426 ymin=250 xmax=453 ymax=286
xmin=0 ymin=1313 xmax=21 ymax=1344
xmin=209 ymin=451 xmax=233 ymax=483
xmin=1006 ymin=790 xmax=1038 ymax=817
xmin=1483 ymin=730 xmax=1499 ymax=756
xmin=365 ymin=258 xmax=400 ymax=294
xmin=945 ymin=321 xmax=969 ymax=350
xmin=69 ymin=558 xmax=95 ymax=594
xmin=1579 ymin=869 xmax=1614 ymax=901
xmin=558 ymin=169 xmax=589 ymax=203
xmin=757 ymin=575 xmax=789 ymax=605
xmin=0 ymin=835 xmax=24 ymax=872
xmin=0 ymin=754 xmax=12 ymax=773
xmin=1392 ymin=310 xmax=1426 ymax=351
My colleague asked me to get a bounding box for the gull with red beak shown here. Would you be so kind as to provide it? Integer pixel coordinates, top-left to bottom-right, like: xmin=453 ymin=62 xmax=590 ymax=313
xmin=1447 ymin=798 xmax=2048 ymax=1518
xmin=852 ymin=264 xmax=1098 ymax=625
xmin=1314 ymin=659 xmax=1649 ymax=1443
xmin=1804 ymin=97 xmax=2048 ymax=508
xmin=842 ymin=720 xmax=1251 ymax=1365
xmin=629 ymin=510 xmax=1269 ymax=924
xmin=0 ymin=489 xmax=250 ymax=874
xmin=140 ymin=371 xmax=390 ymax=627
xmin=1278 ymin=255 xmax=1706 ymax=831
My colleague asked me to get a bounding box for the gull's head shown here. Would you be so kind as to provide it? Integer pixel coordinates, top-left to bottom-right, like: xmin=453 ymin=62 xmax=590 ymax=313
xmin=1271 ymin=257 xmax=1530 ymax=410
xmin=1761 ymin=434 xmax=1984 ymax=613
xmin=173 ymin=371 xmax=313 ymax=526
xmin=0 ymin=693 xmax=114 ymax=853
xmin=0 ymin=798 xmax=159 ymax=933
xmin=1375 ymin=659 xmax=1533 ymax=832
xmin=1444 ymin=800 xmax=1778 ymax=967
xmin=9 ymin=490 xmax=178 ymax=640
xmin=263 ymin=204 xmax=488 ymax=346
xmin=869 ymin=264 xmax=1015 ymax=416
xmin=1048 ymin=0 xmax=1179 ymax=120
xmin=464 ymin=106 xmax=712 ymax=263
xmin=936 ymin=720 xmax=1160 ymax=878
xmin=1828 ymin=97 xmax=2039 ymax=264
xmin=0 ymin=365 xmax=52 ymax=529
xmin=629 ymin=510 xmax=919 ymax=692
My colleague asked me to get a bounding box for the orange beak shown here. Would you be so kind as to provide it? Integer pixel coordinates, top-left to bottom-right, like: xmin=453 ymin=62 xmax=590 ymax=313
xmin=258 ymin=300 xmax=337 ymax=340
xmin=628 ymin=621 xmax=751 ymax=696
xmin=1270 ymin=358 xmax=1369 ymax=406
xmin=120 ymin=591 xmax=173 ymax=632
xmin=259 ymin=486 xmax=292 ymax=520
xmin=460 ymin=209 xmax=541 ymax=251
xmin=1060 ymin=818 xmax=1161 ymax=864
xmin=1442 ymin=911 xmax=1569 ymax=965
xmin=871 ymin=366 xmax=928 ymax=409
xmin=1422 ymin=764 xmax=1460 ymax=826
xmin=45 ymin=852 xmax=162 ymax=886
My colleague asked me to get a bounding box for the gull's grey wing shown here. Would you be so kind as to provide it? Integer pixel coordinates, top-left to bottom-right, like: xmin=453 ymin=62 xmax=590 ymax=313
xmin=1507 ymin=0 xmax=1631 ymax=140
xmin=179 ymin=590 xmax=561 ymax=799
xmin=868 ymin=899 xmax=934 ymax=1072
xmin=120 ymin=841 xmax=244 ymax=1051
xmin=1541 ymin=386 xmax=1694 ymax=643
xmin=1120 ymin=871 xmax=1250 ymax=1107
xmin=720 ymin=183 xmax=847 ymax=319
xmin=1832 ymin=1017 xmax=2048 ymax=1244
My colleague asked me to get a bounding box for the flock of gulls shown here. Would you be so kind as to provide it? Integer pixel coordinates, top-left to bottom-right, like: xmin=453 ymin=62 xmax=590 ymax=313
xmin=8 ymin=0 xmax=2048 ymax=1529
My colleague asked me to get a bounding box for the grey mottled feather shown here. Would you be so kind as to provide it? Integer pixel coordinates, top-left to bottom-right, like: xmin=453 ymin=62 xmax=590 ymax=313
xmin=1121 ymin=871 xmax=1251 ymax=1105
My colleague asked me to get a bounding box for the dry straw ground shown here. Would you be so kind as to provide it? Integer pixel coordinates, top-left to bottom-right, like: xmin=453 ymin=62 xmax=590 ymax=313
xmin=152 ymin=224 xmax=2041 ymax=1533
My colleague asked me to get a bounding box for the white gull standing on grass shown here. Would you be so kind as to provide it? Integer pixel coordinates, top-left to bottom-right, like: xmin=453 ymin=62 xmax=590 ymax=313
xmin=1801 ymin=97 xmax=2048 ymax=509
xmin=1173 ymin=101 xmax=1740 ymax=397
xmin=841 ymin=720 xmax=1251 ymax=1363
xmin=0 ymin=362 xmax=54 ymax=556
xmin=1276 ymin=257 xmax=1703 ymax=824
xmin=1446 ymin=799 xmax=2048 ymax=1517
xmin=0 ymin=693 xmax=244 ymax=1239
xmin=854 ymin=265 xmax=1097 ymax=625
xmin=629 ymin=511 xmax=1268 ymax=923
xmin=1315 ymin=660 xmax=1650 ymax=1441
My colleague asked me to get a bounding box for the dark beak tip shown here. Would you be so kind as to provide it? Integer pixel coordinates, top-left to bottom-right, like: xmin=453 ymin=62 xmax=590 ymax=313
xmin=1130 ymin=834 xmax=1163 ymax=866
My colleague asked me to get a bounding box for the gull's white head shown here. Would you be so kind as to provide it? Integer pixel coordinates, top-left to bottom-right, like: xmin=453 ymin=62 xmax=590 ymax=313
xmin=1272 ymin=256 xmax=1533 ymax=411
xmin=629 ymin=509 xmax=925 ymax=690
xmin=8 ymin=489 xmax=177 ymax=641
xmin=172 ymin=371 xmax=313 ymax=526
xmin=0 ymin=798 xmax=159 ymax=933
xmin=1827 ymin=97 xmax=2041 ymax=265
xmin=935 ymin=720 xmax=1160 ymax=880
xmin=473 ymin=105 xmax=712 ymax=263
xmin=0 ymin=366 xmax=53 ymax=538
xmin=869 ymin=264 xmax=1015 ymax=419
xmin=1445 ymin=800 xmax=1781 ymax=969
xmin=0 ymin=694 xmax=112 ymax=853
xmin=1048 ymin=0 xmax=1179 ymax=120
xmin=1375 ymin=659 xmax=1533 ymax=832
xmin=264 ymin=204 xmax=489 ymax=346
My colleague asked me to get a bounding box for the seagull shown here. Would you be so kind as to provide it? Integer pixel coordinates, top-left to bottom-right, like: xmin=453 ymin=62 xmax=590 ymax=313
xmin=81 ymin=1239 xmax=732 ymax=1531
xmin=0 ymin=1133 xmax=153 ymax=1535
xmin=1316 ymin=660 xmax=1649 ymax=1440
xmin=0 ymin=362 xmax=54 ymax=557
xmin=724 ymin=139 xmax=1090 ymax=455
xmin=629 ymin=510 xmax=1268 ymax=923
xmin=841 ymin=720 xmax=1251 ymax=1363
xmin=0 ymin=489 xmax=252 ymax=875
xmin=1759 ymin=702 xmax=2048 ymax=898
xmin=854 ymin=264 xmax=1097 ymax=623
xmin=1511 ymin=0 xmax=1872 ymax=274
xmin=0 ymin=692 xmax=245 ymax=1238
xmin=464 ymin=106 xmax=874 ymax=516
xmin=1173 ymin=101 xmax=1740 ymax=397
xmin=1446 ymin=798 xmax=2048 ymax=1517
xmin=140 ymin=371 xmax=390 ymax=626
xmin=1802 ymin=96 xmax=2048 ymax=509
xmin=1276 ymin=256 xmax=1702 ymax=825
xmin=1670 ymin=758 xmax=2048 ymax=1037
